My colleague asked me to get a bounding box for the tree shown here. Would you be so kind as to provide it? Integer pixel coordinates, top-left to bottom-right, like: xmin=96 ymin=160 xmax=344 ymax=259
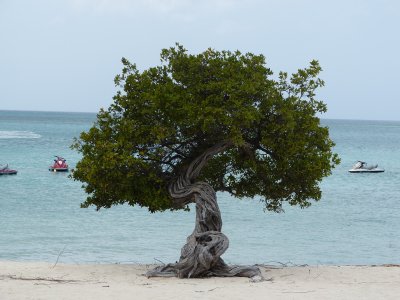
xmin=72 ymin=44 xmax=340 ymax=279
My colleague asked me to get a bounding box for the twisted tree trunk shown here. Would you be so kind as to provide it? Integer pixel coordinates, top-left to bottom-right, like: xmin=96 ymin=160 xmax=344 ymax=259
xmin=146 ymin=142 xmax=262 ymax=279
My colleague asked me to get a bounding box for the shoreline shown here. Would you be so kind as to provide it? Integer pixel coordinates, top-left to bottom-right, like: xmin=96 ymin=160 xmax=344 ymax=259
xmin=1 ymin=261 xmax=399 ymax=299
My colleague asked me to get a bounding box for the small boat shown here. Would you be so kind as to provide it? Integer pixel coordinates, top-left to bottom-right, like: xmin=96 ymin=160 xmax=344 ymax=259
xmin=0 ymin=164 xmax=18 ymax=175
xmin=49 ymin=156 xmax=69 ymax=172
xmin=348 ymin=161 xmax=384 ymax=173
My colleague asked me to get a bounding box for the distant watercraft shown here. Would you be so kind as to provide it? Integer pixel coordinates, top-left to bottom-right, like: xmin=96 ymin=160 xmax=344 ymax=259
xmin=49 ymin=156 xmax=69 ymax=172
xmin=0 ymin=164 xmax=17 ymax=175
xmin=348 ymin=161 xmax=384 ymax=173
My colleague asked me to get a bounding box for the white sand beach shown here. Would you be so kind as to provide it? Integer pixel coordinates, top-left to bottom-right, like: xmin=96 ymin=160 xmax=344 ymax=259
xmin=1 ymin=261 xmax=399 ymax=300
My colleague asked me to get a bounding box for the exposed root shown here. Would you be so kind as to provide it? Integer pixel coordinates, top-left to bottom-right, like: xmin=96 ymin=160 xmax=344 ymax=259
xmin=1 ymin=275 xmax=86 ymax=284
xmin=146 ymin=260 xmax=261 ymax=279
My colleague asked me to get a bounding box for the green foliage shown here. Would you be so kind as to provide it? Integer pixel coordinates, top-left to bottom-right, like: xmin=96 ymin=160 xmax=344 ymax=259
xmin=72 ymin=43 xmax=340 ymax=213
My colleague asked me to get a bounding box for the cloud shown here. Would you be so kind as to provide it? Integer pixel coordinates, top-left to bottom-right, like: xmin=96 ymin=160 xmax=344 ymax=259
xmin=68 ymin=0 xmax=240 ymax=15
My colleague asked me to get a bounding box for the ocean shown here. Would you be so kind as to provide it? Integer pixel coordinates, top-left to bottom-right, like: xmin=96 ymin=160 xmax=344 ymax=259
xmin=0 ymin=110 xmax=399 ymax=266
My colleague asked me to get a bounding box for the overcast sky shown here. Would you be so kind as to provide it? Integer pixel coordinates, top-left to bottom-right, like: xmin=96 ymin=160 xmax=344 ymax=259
xmin=1 ymin=0 xmax=399 ymax=120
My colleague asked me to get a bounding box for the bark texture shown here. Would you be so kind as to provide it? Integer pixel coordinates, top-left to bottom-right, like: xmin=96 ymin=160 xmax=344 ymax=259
xmin=146 ymin=142 xmax=262 ymax=279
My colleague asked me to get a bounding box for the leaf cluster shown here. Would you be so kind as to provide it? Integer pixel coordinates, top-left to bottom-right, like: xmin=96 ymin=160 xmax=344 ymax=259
xmin=72 ymin=44 xmax=339 ymax=212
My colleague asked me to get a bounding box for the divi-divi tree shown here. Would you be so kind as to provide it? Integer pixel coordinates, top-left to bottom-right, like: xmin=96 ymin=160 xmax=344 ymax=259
xmin=72 ymin=44 xmax=339 ymax=279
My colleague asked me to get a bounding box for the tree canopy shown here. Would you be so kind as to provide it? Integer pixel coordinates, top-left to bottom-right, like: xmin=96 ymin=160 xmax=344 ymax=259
xmin=72 ymin=44 xmax=339 ymax=213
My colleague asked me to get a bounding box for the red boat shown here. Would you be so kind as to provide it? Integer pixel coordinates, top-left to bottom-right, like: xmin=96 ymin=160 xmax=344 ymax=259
xmin=49 ymin=156 xmax=69 ymax=172
xmin=0 ymin=164 xmax=17 ymax=175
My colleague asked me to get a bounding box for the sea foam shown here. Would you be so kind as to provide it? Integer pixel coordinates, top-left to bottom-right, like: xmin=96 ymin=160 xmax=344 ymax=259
xmin=0 ymin=130 xmax=41 ymax=139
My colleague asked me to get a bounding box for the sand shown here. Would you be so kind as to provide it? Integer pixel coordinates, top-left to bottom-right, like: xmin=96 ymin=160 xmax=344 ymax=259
xmin=1 ymin=261 xmax=399 ymax=299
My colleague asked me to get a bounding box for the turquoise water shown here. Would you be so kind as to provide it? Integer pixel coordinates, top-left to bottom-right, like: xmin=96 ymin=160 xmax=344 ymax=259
xmin=0 ymin=110 xmax=399 ymax=265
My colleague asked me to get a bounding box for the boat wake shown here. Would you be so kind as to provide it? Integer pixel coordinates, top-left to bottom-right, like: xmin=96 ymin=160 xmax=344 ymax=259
xmin=0 ymin=131 xmax=42 ymax=139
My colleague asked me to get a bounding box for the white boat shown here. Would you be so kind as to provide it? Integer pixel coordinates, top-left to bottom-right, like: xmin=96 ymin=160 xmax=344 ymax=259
xmin=348 ymin=161 xmax=384 ymax=173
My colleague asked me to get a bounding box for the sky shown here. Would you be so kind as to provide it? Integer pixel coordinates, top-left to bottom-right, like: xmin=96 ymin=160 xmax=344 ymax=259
xmin=1 ymin=0 xmax=399 ymax=120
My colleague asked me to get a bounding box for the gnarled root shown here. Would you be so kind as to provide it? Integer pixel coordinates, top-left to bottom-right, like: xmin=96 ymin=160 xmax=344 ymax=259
xmin=146 ymin=231 xmax=261 ymax=279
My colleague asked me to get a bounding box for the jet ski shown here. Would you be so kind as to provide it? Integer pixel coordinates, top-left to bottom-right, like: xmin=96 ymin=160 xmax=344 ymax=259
xmin=0 ymin=164 xmax=18 ymax=175
xmin=348 ymin=161 xmax=384 ymax=173
xmin=49 ymin=156 xmax=69 ymax=172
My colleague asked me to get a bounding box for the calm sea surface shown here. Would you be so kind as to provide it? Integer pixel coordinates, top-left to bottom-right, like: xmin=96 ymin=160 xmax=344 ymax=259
xmin=0 ymin=110 xmax=399 ymax=265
